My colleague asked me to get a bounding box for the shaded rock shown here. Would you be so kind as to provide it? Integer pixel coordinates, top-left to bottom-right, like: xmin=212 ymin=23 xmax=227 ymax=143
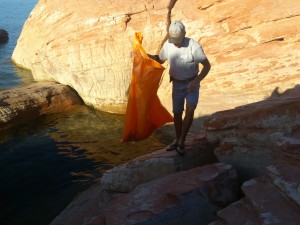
xmin=50 ymin=88 xmax=300 ymax=225
xmin=49 ymin=182 xmax=124 ymax=225
xmin=0 ymin=81 xmax=83 ymax=134
xmin=277 ymin=130 xmax=300 ymax=161
xmin=49 ymin=133 xmax=226 ymax=225
xmin=203 ymin=87 xmax=300 ymax=181
xmin=0 ymin=29 xmax=8 ymax=44
xmin=101 ymin=132 xmax=218 ymax=192
xmin=86 ymin=163 xmax=239 ymax=225
xmin=267 ymin=159 xmax=300 ymax=206
xmin=209 ymin=133 xmax=300 ymax=225
xmin=210 ymin=198 xmax=260 ymax=225
xmin=242 ymin=177 xmax=300 ymax=225
xmin=211 ymin=159 xmax=300 ymax=225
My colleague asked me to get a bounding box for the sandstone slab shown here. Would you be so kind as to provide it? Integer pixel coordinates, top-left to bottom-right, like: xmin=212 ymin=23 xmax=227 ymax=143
xmin=210 ymin=156 xmax=300 ymax=225
xmin=101 ymin=132 xmax=218 ymax=192
xmin=203 ymin=87 xmax=300 ymax=180
xmin=0 ymin=81 xmax=83 ymax=134
xmin=87 ymin=163 xmax=239 ymax=225
xmin=242 ymin=177 xmax=300 ymax=225
xmin=50 ymin=133 xmax=238 ymax=225
xmin=203 ymin=83 xmax=300 ymax=225
xmin=49 ymin=182 xmax=124 ymax=225
xmin=12 ymin=0 xmax=300 ymax=116
xmin=267 ymin=159 xmax=300 ymax=206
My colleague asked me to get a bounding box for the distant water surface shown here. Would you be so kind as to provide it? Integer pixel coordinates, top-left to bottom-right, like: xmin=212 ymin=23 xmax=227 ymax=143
xmin=0 ymin=0 xmax=36 ymax=90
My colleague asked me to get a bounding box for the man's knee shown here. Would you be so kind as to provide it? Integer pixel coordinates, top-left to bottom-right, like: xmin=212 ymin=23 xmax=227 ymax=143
xmin=174 ymin=112 xmax=183 ymax=119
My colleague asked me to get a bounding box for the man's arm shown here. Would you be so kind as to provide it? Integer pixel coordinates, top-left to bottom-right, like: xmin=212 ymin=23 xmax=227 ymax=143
xmin=148 ymin=54 xmax=165 ymax=64
xmin=198 ymin=58 xmax=211 ymax=82
xmin=188 ymin=58 xmax=211 ymax=92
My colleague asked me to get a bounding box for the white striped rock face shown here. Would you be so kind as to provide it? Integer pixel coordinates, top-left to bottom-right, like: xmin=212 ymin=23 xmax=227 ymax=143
xmin=12 ymin=0 xmax=300 ymax=116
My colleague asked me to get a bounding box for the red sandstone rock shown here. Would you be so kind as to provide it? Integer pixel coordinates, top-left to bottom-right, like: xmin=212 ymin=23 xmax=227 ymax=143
xmin=0 ymin=82 xmax=82 ymax=133
xmin=242 ymin=176 xmax=300 ymax=224
xmin=87 ymin=163 xmax=239 ymax=225
xmin=11 ymin=0 xmax=300 ymax=116
xmin=49 ymin=133 xmax=223 ymax=225
xmin=101 ymin=132 xmax=217 ymax=192
xmin=210 ymin=156 xmax=300 ymax=225
xmin=205 ymin=87 xmax=300 ymax=225
xmin=267 ymin=160 xmax=300 ymax=206
xmin=203 ymin=87 xmax=300 ymax=180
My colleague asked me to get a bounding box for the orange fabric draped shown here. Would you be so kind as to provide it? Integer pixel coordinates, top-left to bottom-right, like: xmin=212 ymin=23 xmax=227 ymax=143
xmin=121 ymin=32 xmax=173 ymax=142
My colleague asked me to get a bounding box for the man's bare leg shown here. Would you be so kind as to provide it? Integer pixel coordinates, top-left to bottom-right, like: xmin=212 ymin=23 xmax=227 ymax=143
xmin=178 ymin=104 xmax=195 ymax=147
xmin=174 ymin=112 xmax=183 ymax=145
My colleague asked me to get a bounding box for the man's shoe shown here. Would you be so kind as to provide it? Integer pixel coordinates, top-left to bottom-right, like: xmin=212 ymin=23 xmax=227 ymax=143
xmin=176 ymin=144 xmax=185 ymax=155
xmin=166 ymin=143 xmax=177 ymax=151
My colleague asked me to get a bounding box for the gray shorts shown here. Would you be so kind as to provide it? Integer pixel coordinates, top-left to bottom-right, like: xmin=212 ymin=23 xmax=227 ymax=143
xmin=172 ymin=80 xmax=200 ymax=114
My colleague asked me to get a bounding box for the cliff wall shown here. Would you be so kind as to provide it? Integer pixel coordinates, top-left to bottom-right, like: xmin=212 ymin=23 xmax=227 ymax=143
xmin=12 ymin=0 xmax=300 ymax=116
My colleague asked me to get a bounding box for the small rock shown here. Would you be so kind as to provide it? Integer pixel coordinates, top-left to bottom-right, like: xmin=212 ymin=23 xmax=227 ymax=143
xmin=0 ymin=29 xmax=9 ymax=44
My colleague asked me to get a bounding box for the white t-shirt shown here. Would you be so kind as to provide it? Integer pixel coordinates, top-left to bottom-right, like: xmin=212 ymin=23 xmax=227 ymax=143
xmin=159 ymin=37 xmax=207 ymax=80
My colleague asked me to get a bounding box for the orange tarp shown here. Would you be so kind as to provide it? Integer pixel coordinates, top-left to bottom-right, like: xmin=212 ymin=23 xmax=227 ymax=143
xmin=121 ymin=32 xmax=173 ymax=142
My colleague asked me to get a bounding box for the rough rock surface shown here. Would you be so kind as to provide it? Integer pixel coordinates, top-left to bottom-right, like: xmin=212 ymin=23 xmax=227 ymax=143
xmin=50 ymin=132 xmax=232 ymax=225
xmin=12 ymin=0 xmax=300 ymax=115
xmin=101 ymin=132 xmax=217 ymax=192
xmin=204 ymin=86 xmax=300 ymax=224
xmin=50 ymin=141 xmax=239 ymax=225
xmin=203 ymin=86 xmax=300 ymax=181
xmin=0 ymin=81 xmax=83 ymax=133
xmin=88 ymin=163 xmax=239 ymax=225
xmin=50 ymin=88 xmax=300 ymax=225
xmin=209 ymin=157 xmax=300 ymax=225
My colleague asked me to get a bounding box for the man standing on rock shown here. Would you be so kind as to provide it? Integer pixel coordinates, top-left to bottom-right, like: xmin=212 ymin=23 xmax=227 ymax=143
xmin=149 ymin=21 xmax=211 ymax=155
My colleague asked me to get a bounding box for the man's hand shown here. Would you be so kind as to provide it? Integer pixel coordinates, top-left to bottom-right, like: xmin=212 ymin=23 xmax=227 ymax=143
xmin=148 ymin=54 xmax=165 ymax=64
xmin=188 ymin=77 xmax=201 ymax=92
xmin=188 ymin=58 xmax=211 ymax=92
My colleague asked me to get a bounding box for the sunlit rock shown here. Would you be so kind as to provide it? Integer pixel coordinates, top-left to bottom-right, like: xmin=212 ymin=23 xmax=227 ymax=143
xmin=11 ymin=0 xmax=300 ymax=116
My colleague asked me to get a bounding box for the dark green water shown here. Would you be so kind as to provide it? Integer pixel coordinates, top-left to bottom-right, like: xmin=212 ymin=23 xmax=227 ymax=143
xmin=0 ymin=106 xmax=174 ymax=225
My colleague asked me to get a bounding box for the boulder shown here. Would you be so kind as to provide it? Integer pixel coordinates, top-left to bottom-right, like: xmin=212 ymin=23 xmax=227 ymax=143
xmin=49 ymin=86 xmax=300 ymax=225
xmin=88 ymin=163 xmax=240 ymax=225
xmin=49 ymin=182 xmax=123 ymax=225
xmin=203 ymin=86 xmax=300 ymax=181
xmin=11 ymin=0 xmax=300 ymax=116
xmin=0 ymin=29 xmax=8 ymax=44
xmin=49 ymin=132 xmax=229 ymax=225
xmin=0 ymin=81 xmax=83 ymax=133
xmin=210 ymin=157 xmax=300 ymax=225
xmin=101 ymin=132 xmax=217 ymax=192
xmin=206 ymin=87 xmax=300 ymax=225
xmin=51 ymin=163 xmax=240 ymax=225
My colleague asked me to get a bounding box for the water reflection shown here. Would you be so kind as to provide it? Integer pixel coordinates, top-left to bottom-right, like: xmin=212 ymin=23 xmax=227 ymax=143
xmin=13 ymin=65 xmax=35 ymax=86
xmin=1 ymin=104 xmax=175 ymax=172
xmin=0 ymin=58 xmax=35 ymax=90
xmin=0 ymin=105 xmax=174 ymax=225
xmin=0 ymin=124 xmax=102 ymax=225
xmin=43 ymin=105 xmax=174 ymax=172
